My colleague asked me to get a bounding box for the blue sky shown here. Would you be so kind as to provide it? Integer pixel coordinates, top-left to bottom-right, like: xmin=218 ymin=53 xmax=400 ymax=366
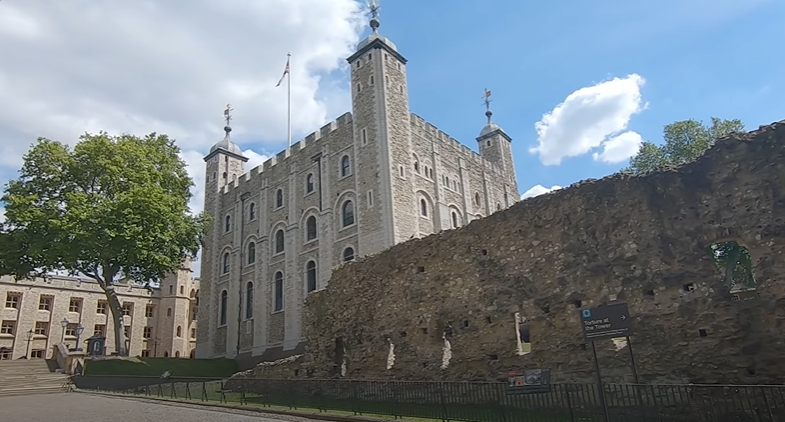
xmin=317 ymin=0 xmax=785 ymax=196
xmin=1 ymin=0 xmax=783 ymax=217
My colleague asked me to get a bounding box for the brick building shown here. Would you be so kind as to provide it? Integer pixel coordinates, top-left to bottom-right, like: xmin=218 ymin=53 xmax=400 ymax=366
xmin=0 ymin=263 xmax=198 ymax=360
xmin=196 ymin=9 xmax=519 ymax=362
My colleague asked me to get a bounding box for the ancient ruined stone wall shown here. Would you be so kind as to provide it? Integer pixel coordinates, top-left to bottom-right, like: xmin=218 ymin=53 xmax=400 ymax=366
xmin=248 ymin=120 xmax=785 ymax=385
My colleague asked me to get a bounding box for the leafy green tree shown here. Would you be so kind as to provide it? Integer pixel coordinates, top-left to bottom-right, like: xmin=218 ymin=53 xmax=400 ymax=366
xmin=0 ymin=132 xmax=208 ymax=355
xmin=626 ymin=118 xmax=756 ymax=291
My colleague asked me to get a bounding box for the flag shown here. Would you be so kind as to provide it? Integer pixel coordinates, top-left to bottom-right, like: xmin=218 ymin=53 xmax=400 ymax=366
xmin=276 ymin=56 xmax=290 ymax=87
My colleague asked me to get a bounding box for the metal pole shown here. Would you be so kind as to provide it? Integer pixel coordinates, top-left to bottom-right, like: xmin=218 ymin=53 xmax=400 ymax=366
xmin=626 ymin=336 xmax=640 ymax=384
xmin=591 ymin=341 xmax=610 ymax=422
xmin=287 ymin=52 xmax=292 ymax=148
xmin=25 ymin=330 xmax=33 ymax=359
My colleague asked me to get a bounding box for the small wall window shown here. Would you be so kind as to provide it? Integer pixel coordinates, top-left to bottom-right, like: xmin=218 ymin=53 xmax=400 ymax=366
xmin=367 ymin=190 xmax=373 ymax=207
xmin=413 ymin=155 xmax=420 ymax=173
xmin=342 ymin=200 xmax=355 ymax=227
xmin=343 ymin=247 xmax=355 ymax=262
xmin=370 ymin=75 xmax=374 ymax=85
xmin=275 ymin=229 xmax=285 ymax=254
xmin=451 ymin=212 xmax=459 ymax=228
xmin=222 ymin=252 xmax=230 ymax=274
xmin=245 ymin=282 xmax=254 ymax=319
xmin=224 ymin=215 xmax=231 ymax=232
xmin=306 ymin=216 xmax=317 ymax=241
xmin=275 ymin=189 xmax=284 ymax=208
xmin=249 ymin=202 xmax=256 ymax=220
xmin=247 ymin=242 xmax=256 ymax=264
xmin=167 ymin=308 xmax=172 ymax=317
xmin=273 ymin=272 xmax=284 ymax=312
xmin=475 ymin=193 xmax=481 ymax=206
xmin=361 ymin=128 xmax=368 ymax=145
xmin=176 ymin=326 xmax=182 ymax=337
xmin=219 ymin=290 xmax=228 ymax=326
xmin=420 ymin=199 xmax=428 ymax=217
xmin=341 ymin=156 xmax=351 ymax=177
xmin=306 ymin=174 xmax=314 ymax=194
xmin=306 ymin=261 xmax=317 ymax=293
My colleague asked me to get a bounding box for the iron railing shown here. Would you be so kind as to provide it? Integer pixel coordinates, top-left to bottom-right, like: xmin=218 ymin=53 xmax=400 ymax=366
xmin=81 ymin=377 xmax=785 ymax=422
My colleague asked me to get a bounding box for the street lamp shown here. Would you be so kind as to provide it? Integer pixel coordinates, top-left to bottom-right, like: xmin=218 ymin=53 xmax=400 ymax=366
xmin=60 ymin=318 xmax=69 ymax=342
xmin=75 ymin=324 xmax=84 ymax=351
xmin=153 ymin=337 xmax=160 ymax=357
xmin=24 ymin=329 xmax=33 ymax=359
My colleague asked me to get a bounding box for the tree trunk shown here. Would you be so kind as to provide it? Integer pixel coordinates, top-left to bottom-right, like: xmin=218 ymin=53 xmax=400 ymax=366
xmin=103 ymin=285 xmax=128 ymax=356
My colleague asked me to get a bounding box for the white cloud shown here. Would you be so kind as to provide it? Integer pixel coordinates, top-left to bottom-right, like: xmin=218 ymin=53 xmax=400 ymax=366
xmin=592 ymin=131 xmax=643 ymax=164
xmin=530 ymin=74 xmax=647 ymax=166
xmin=521 ymin=185 xmax=562 ymax=200
xmin=0 ymin=207 xmax=5 ymax=224
xmin=0 ymin=0 xmax=365 ymax=214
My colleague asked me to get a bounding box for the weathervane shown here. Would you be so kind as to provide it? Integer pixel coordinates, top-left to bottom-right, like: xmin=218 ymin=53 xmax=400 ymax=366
xmin=223 ymin=104 xmax=233 ymax=127
xmin=483 ymin=89 xmax=492 ymax=112
xmin=369 ymin=0 xmax=380 ymax=19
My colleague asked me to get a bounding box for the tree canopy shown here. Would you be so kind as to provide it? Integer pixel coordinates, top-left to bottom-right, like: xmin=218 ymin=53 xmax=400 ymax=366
xmin=625 ymin=118 xmax=756 ymax=291
xmin=0 ymin=132 xmax=209 ymax=354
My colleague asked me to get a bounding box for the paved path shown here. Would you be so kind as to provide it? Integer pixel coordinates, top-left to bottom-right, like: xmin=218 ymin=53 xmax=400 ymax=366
xmin=2 ymin=393 xmax=311 ymax=422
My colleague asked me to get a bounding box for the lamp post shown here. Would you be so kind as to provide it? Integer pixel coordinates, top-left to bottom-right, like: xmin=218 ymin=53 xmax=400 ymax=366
xmin=153 ymin=337 xmax=160 ymax=357
xmin=75 ymin=324 xmax=84 ymax=351
xmin=24 ymin=329 xmax=33 ymax=359
xmin=236 ymin=191 xmax=250 ymax=358
xmin=60 ymin=318 xmax=69 ymax=343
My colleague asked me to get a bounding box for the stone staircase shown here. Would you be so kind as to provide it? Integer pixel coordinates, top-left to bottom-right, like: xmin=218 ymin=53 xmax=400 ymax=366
xmin=0 ymin=359 xmax=69 ymax=397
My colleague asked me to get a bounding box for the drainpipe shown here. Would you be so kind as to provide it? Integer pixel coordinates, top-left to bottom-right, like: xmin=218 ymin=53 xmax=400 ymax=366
xmin=312 ymin=153 xmax=323 ymax=211
xmin=236 ymin=192 xmax=250 ymax=357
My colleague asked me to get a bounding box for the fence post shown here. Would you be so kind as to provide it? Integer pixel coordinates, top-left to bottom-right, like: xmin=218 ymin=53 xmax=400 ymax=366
xmin=438 ymin=381 xmax=449 ymax=422
xmin=240 ymin=377 xmax=246 ymax=405
xmin=563 ymin=384 xmax=577 ymax=422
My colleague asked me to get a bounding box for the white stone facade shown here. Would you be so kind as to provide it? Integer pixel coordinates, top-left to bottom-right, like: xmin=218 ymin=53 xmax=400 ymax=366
xmin=0 ymin=266 xmax=198 ymax=360
xmin=196 ymin=29 xmax=518 ymax=361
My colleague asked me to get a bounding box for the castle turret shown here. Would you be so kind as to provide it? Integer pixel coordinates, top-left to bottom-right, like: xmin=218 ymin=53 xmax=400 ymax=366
xmin=477 ymin=91 xmax=518 ymax=208
xmin=346 ymin=0 xmax=418 ymax=252
xmin=195 ymin=105 xmax=247 ymax=359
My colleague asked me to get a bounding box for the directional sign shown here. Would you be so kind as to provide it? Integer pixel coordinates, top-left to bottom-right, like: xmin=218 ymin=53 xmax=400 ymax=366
xmin=580 ymin=301 xmax=633 ymax=341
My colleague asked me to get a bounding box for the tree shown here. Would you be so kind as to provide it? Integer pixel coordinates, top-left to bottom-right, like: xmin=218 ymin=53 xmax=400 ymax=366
xmin=625 ymin=118 xmax=756 ymax=291
xmin=0 ymin=132 xmax=208 ymax=355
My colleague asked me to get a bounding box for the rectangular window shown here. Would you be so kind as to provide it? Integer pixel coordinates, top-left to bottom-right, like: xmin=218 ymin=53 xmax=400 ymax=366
xmin=96 ymin=301 xmax=107 ymax=314
xmin=64 ymin=323 xmax=77 ymax=337
xmin=93 ymin=324 xmax=106 ymax=337
xmin=68 ymin=298 xmax=82 ymax=313
xmin=0 ymin=320 xmax=15 ymax=335
xmin=31 ymin=350 xmax=45 ymax=359
xmin=122 ymin=303 xmax=133 ymax=316
xmin=5 ymin=293 xmax=20 ymax=309
xmin=123 ymin=325 xmax=130 ymax=339
xmin=145 ymin=304 xmax=155 ymax=318
xmin=38 ymin=295 xmax=52 ymax=311
xmin=143 ymin=326 xmax=152 ymax=338
xmin=190 ymin=328 xmax=196 ymax=339
xmin=34 ymin=321 xmax=48 ymax=336
xmin=141 ymin=350 xmax=150 ymax=357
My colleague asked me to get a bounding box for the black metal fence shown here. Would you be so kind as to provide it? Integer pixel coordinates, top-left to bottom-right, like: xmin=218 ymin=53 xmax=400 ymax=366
xmin=81 ymin=377 xmax=785 ymax=422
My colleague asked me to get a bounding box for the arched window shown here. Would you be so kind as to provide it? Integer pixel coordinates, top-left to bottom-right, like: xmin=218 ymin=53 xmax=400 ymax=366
xmin=343 ymin=247 xmax=355 ymax=262
xmin=306 ymin=261 xmax=317 ymax=293
xmin=245 ymin=281 xmax=254 ymax=319
xmin=176 ymin=326 xmax=182 ymax=337
xmin=189 ymin=349 xmax=195 ymax=359
xmin=420 ymin=199 xmax=428 ymax=217
xmin=306 ymin=215 xmax=317 ymax=241
xmin=274 ymin=229 xmax=285 ymax=254
xmin=164 ymin=351 xmax=169 ymax=357
xmin=222 ymin=252 xmax=230 ymax=274
xmin=168 ymin=285 xmax=173 ymax=295
xmin=276 ymin=189 xmax=284 ymax=208
xmin=219 ymin=290 xmax=228 ymax=325
xmin=175 ymin=350 xmax=180 ymax=358
xmin=497 ymin=203 xmax=502 ymax=211
xmin=247 ymin=242 xmax=256 ymax=264
xmin=429 ymin=168 xmax=434 ymax=179
xmin=475 ymin=193 xmax=481 ymax=206
xmin=167 ymin=308 xmax=172 ymax=317
xmin=179 ymin=286 xmax=184 ymax=294
xmin=249 ymin=202 xmax=256 ymax=220
xmin=341 ymin=156 xmax=351 ymax=177
xmin=414 ymin=160 xmax=419 ymax=173
xmin=306 ymin=174 xmax=314 ymax=193
xmin=273 ymin=271 xmax=284 ymax=311
xmin=451 ymin=211 xmax=459 ymax=228
xmin=342 ymin=200 xmax=355 ymax=227
xmin=224 ymin=215 xmax=231 ymax=232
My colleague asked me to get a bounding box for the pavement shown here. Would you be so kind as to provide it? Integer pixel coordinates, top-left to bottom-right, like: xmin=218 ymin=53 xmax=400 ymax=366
xmin=2 ymin=392 xmax=321 ymax=422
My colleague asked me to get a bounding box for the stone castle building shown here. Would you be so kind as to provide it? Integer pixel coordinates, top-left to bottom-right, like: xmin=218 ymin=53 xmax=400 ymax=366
xmin=0 ymin=264 xmax=198 ymax=360
xmin=196 ymin=11 xmax=519 ymax=362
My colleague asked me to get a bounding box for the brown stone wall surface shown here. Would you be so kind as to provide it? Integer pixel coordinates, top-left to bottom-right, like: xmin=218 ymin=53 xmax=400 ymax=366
xmin=268 ymin=121 xmax=785 ymax=385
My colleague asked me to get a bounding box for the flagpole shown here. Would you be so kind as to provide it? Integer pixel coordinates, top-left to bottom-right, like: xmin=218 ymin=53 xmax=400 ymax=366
xmin=287 ymin=52 xmax=291 ymax=148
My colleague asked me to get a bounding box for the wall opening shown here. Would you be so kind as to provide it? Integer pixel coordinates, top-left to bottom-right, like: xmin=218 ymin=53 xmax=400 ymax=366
xmin=705 ymin=241 xmax=757 ymax=291
xmin=333 ymin=337 xmax=346 ymax=377
xmin=386 ymin=338 xmax=395 ymax=370
xmin=514 ymin=313 xmax=532 ymax=355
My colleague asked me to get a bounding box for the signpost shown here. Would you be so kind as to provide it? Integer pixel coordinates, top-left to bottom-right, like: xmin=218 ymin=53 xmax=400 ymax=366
xmin=579 ymin=301 xmax=637 ymax=422
xmin=506 ymin=369 xmax=551 ymax=395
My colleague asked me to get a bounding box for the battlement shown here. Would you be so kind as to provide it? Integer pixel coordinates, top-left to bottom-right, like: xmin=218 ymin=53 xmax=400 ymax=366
xmin=409 ymin=113 xmax=505 ymax=175
xmin=222 ymin=112 xmax=354 ymax=195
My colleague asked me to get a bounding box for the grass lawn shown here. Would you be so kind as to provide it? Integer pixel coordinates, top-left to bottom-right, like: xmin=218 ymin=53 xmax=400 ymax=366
xmin=83 ymin=357 xmax=238 ymax=378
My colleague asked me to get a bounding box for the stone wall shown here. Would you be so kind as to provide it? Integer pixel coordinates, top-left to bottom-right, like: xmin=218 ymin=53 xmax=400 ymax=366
xmin=240 ymin=120 xmax=785 ymax=385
